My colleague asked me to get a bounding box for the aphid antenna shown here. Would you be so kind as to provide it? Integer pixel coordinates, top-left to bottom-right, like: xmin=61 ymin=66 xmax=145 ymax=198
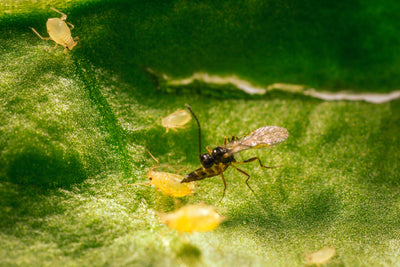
xmin=146 ymin=148 xmax=160 ymax=165
xmin=185 ymin=104 xmax=202 ymax=158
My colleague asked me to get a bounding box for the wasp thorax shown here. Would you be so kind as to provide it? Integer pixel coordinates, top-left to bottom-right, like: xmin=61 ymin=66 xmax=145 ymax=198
xmin=212 ymin=147 xmax=227 ymax=158
xmin=200 ymin=153 xmax=214 ymax=168
xmin=212 ymin=146 xmax=234 ymax=164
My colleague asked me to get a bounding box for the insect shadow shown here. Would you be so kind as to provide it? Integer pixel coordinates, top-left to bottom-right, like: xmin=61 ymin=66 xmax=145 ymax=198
xmin=181 ymin=104 xmax=289 ymax=201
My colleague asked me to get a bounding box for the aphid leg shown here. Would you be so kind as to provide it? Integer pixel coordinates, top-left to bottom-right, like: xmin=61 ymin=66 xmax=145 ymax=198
xmin=230 ymin=164 xmax=256 ymax=194
xmin=125 ymin=182 xmax=151 ymax=186
xmin=196 ymin=183 xmax=206 ymax=195
xmin=30 ymin=27 xmax=50 ymax=40
xmin=67 ymin=22 xmax=75 ymax=30
xmin=166 ymin=125 xmax=190 ymax=134
xmin=53 ymin=43 xmax=58 ymax=49
xmin=179 ymin=125 xmax=190 ymax=130
xmin=234 ymin=157 xmax=282 ymax=169
xmin=174 ymin=166 xmax=188 ymax=174
xmin=173 ymin=198 xmax=183 ymax=209
xmin=50 ymin=7 xmax=67 ymax=21
xmin=219 ymin=172 xmax=227 ymax=202
xmin=148 ymin=229 xmax=169 ymax=249
xmin=179 ymin=233 xmax=189 ymax=243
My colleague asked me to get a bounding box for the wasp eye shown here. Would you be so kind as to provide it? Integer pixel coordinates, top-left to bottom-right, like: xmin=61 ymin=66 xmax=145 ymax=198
xmin=200 ymin=153 xmax=214 ymax=168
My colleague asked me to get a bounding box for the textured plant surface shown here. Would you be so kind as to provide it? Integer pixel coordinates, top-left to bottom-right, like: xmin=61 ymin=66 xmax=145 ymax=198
xmin=1 ymin=1 xmax=400 ymax=266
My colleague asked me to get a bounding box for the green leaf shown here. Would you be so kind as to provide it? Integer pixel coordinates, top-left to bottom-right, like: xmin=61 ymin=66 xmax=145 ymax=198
xmin=1 ymin=1 xmax=400 ymax=266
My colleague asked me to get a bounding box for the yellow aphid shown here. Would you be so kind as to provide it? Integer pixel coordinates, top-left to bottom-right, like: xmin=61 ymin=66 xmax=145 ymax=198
xmin=147 ymin=167 xmax=195 ymax=197
xmin=159 ymin=204 xmax=224 ymax=233
xmin=30 ymin=7 xmax=78 ymax=53
xmin=306 ymin=247 xmax=336 ymax=266
xmin=126 ymin=149 xmax=195 ymax=197
xmin=161 ymin=109 xmax=191 ymax=133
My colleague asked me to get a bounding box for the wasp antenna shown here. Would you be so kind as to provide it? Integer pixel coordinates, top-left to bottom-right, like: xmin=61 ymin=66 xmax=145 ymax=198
xmin=185 ymin=104 xmax=202 ymax=158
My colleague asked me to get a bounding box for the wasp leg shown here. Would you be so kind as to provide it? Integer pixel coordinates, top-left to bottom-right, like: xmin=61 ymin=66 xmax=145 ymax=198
xmin=225 ymin=135 xmax=238 ymax=144
xmin=230 ymin=164 xmax=255 ymax=194
xmin=206 ymin=146 xmax=212 ymax=154
xmin=234 ymin=157 xmax=282 ymax=169
xmin=50 ymin=7 xmax=67 ymax=21
xmin=219 ymin=172 xmax=227 ymax=202
xmin=30 ymin=27 xmax=51 ymax=40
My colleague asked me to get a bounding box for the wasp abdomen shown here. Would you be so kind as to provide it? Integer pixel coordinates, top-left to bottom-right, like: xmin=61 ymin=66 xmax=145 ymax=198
xmin=181 ymin=163 xmax=229 ymax=183
xmin=181 ymin=168 xmax=209 ymax=183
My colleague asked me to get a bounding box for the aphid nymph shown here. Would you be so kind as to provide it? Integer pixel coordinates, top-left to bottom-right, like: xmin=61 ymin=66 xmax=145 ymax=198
xmin=181 ymin=104 xmax=289 ymax=200
xmin=126 ymin=149 xmax=195 ymax=198
xmin=30 ymin=7 xmax=78 ymax=53
xmin=147 ymin=167 xmax=195 ymax=198
xmin=161 ymin=109 xmax=192 ymax=133
xmin=305 ymin=247 xmax=336 ymax=266
xmin=158 ymin=204 xmax=224 ymax=233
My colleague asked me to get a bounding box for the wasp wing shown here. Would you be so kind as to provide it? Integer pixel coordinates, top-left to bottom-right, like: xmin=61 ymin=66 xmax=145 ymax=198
xmin=225 ymin=126 xmax=289 ymax=154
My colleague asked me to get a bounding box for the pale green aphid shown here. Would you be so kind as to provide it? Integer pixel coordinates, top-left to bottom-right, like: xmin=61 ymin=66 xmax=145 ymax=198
xmin=305 ymin=247 xmax=336 ymax=266
xmin=159 ymin=204 xmax=224 ymax=233
xmin=161 ymin=109 xmax=192 ymax=133
xmin=126 ymin=150 xmax=195 ymax=198
xmin=30 ymin=7 xmax=78 ymax=53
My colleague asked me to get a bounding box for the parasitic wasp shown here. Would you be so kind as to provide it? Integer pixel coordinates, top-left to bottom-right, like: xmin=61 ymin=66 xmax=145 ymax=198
xmin=181 ymin=104 xmax=289 ymax=200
